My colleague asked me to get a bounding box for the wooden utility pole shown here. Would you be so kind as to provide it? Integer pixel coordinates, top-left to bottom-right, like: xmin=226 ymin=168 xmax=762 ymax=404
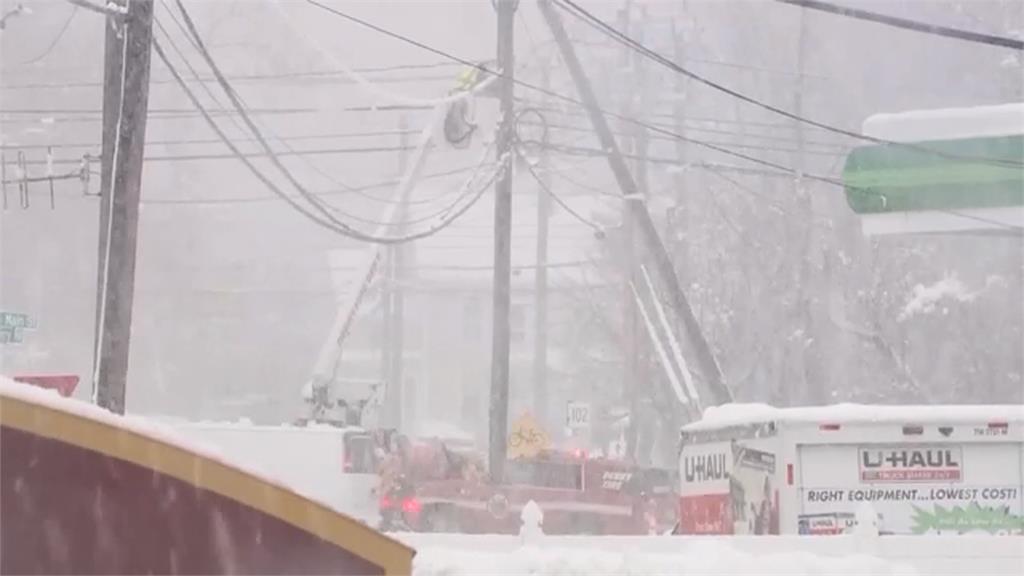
xmin=490 ymin=0 xmax=516 ymax=482
xmin=532 ymin=67 xmax=551 ymax=430
xmin=92 ymin=7 xmax=124 ymax=400
xmin=538 ymin=0 xmax=732 ymax=408
xmin=94 ymin=0 xmax=154 ymax=414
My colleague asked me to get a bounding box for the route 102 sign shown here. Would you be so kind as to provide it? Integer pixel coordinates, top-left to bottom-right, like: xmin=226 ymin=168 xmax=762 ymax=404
xmin=566 ymin=401 xmax=590 ymax=430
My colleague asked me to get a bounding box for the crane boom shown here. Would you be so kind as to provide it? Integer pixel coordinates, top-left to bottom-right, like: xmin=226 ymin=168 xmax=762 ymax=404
xmin=306 ymin=105 xmax=447 ymax=403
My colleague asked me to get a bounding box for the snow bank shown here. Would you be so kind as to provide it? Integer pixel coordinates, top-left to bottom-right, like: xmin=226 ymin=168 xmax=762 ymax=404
xmin=410 ymin=538 xmax=916 ymax=576
xmin=862 ymin=103 xmax=1024 ymax=142
xmin=400 ymin=534 xmax=1022 ymax=576
xmin=683 ymin=403 xmax=1024 ymax=432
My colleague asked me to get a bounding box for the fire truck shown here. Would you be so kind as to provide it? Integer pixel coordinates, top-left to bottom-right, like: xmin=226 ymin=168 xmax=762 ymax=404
xmin=378 ymin=437 xmax=678 ymax=535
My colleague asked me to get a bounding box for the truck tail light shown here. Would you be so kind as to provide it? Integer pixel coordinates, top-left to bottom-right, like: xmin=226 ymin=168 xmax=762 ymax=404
xmin=380 ymin=495 xmax=394 ymax=510
xmin=989 ymin=422 xmax=1009 ymax=430
xmin=902 ymin=425 xmax=924 ymax=435
xmin=401 ymin=497 xmax=422 ymax=515
xmin=819 ymin=423 xmax=840 ymax=431
xmin=786 ymin=463 xmax=794 ymax=486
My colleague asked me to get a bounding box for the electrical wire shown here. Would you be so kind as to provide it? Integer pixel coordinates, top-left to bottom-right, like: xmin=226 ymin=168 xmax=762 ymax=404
xmin=153 ymin=29 xmax=506 ymax=244
xmin=13 ymin=5 xmax=78 ymax=66
xmin=775 ymin=0 xmax=1024 ymax=51
xmin=271 ymin=0 xmax=1024 ymax=232
xmin=171 ymin=0 xmax=448 ymax=241
xmin=270 ymin=0 xmax=499 ymax=108
xmin=301 ymin=0 xmax=848 ymax=185
xmin=515 ymin=146 xmax=605 ymax=235
xmin=140 ymin=164 xmax=483 ymax=205
xmin=169 ymin=0 xmax=508 ymax=235
xmin=155 ymin=2 xmax=367 ymax=203
xmin=553 ymin=0 xmax=1024 ymax=169
xmin=0 ymin=129 xmax=421 ymax=151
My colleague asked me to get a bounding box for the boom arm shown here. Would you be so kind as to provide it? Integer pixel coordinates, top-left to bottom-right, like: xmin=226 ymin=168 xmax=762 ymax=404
xmin=306 ymin=105 xmax=447 ymax=399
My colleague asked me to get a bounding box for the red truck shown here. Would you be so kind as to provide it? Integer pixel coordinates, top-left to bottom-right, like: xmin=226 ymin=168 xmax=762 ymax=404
xmin=379 ymin=438 xmax=677 ymax=535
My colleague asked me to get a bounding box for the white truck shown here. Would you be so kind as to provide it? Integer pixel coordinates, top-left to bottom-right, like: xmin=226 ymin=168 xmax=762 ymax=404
xmin=676 ymin=404 xmax=1024 ymax=536
xmin=157 ymin=419 xmax=380 ymax=524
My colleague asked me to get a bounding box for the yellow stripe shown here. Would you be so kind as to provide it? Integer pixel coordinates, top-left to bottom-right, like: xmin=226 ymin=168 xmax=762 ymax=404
xmin=0 ymin=394 xmax=415 ymax=576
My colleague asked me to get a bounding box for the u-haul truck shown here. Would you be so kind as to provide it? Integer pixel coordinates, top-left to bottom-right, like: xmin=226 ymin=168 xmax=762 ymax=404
xmin=677 ymin=404 xmax=1024 ymax=536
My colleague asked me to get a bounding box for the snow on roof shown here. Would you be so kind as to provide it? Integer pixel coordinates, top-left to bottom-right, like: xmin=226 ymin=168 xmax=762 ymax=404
xmin=0 ymin=377 xmax=306 ymax=496
xmin=862 ymin=102 xmax=1024 ymax=142
xmin=144 ymin=415 xmax=366 ymax=435
xmin=682 ymin=402 xmax=1024 ymax=433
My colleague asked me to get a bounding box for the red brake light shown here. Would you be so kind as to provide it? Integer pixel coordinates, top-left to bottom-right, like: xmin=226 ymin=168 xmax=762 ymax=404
xmin=819 ymin=423 xmax=840 ymax=431
xmin=380 ymin=496 xmax=393 ymax=509
xmin=401 ymin=497 xmax=422 ymax=515
xmin=573 ymin=448 xmax=587 ymax=459
xmin=989 ymin=422 xmax=1009 ymax=429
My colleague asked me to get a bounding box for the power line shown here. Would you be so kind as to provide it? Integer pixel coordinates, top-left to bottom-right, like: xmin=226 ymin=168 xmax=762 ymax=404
xmin=553 ymin=0 xmax=1024 ymax=169
xmin=515 ymin=146 xmax=606 ymax=235
xmin=0 ymin=63 xmax=466 ymax=91
xmin=12 ymin=5 xmax=79 ymax=66
xmin=152 ymin=12 xmax=502 ymax=245
xmin=300 ymin=0 xmax=1023 ymax=232
xmin=16 ymin=145 xmax=420 ymax=166
xmin=300 ymin=0 xmax=843 ymax=185
xmin=139 ymin=164 xmax=483 ymax=205
xmin=0 ymin=129 xmax=420 ymax=151
xmin=775 ymin=0 xmax=1024 ymax=51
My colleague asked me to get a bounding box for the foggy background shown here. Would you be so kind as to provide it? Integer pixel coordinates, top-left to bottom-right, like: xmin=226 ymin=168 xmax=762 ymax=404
xmin=2 ymin=0 xmax=1021 ymax=467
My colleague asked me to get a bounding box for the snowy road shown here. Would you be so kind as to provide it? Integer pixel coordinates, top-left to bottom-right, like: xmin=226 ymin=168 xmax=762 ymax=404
xmin=398 ymin=533 xmax=1024 ymax=576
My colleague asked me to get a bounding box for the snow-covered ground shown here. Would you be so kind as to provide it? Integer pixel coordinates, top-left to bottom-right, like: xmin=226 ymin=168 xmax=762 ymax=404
xmin=400 ymin=533 xmax=1024 ymax=576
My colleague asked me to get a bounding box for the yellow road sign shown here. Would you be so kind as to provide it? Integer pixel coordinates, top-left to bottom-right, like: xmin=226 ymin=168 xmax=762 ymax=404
xmin=507 ymin=413 xmax=550 ymax=459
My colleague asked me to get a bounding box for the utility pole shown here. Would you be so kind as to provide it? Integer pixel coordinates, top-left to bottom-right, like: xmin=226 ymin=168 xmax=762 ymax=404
xmin=532 ymin=66 xmax=551 ymax=430
xmin=93 ymin=0 xmax=154 ymax=414
xmin=490 ymin=0 xmax=516 ymax=483
xmin=385 ymin=114 xmax=410 ymax=429
xmin=538 ymin=0 xmax=732 ymax=408
xmin=92 ymin=7 xmax=124 ymax=398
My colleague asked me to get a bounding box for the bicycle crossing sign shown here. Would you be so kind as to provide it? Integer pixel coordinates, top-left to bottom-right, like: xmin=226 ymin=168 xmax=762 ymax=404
xmin=507 ymin=413 xmax=549 ymax=459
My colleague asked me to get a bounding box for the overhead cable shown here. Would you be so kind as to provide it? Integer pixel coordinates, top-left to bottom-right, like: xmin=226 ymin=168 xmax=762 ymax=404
xmin=153 ymin=31 xmax=503 ymax=245
xmin=775 ymin=0 xmax=1024 ymax=51
xmin=553 ymin=0 xmax=1024 ymax=169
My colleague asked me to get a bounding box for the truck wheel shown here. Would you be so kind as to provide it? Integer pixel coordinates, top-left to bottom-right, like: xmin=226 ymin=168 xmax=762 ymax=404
xmin=426 ymin=506 xmax=460 ymax=533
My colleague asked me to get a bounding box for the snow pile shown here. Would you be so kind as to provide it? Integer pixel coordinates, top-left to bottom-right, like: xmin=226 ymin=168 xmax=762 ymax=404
xmin=412 ymin=539 xmax=917 ymax=576
xmin=899 ymin=276 xmax=977 ymax=321
xmin=685 ymin=402 xmax=1024 ymax=432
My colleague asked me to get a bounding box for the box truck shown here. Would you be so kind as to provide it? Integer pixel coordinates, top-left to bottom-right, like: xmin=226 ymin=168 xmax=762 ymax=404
xmin=677 ymin=404 xmax=1024 ymax=535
